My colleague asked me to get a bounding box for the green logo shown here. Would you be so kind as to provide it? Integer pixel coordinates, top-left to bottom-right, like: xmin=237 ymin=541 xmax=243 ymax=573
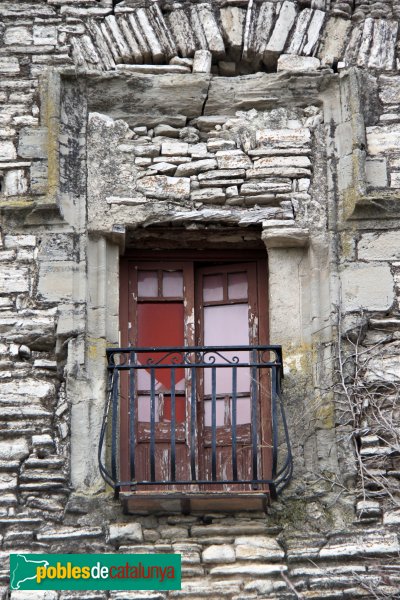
xmin=10 ymin=554 xmax=181 ymax=591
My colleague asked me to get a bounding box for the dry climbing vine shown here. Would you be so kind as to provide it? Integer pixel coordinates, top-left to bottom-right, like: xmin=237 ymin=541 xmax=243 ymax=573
xmin=335 ymin=309 xmax=400 ymax=511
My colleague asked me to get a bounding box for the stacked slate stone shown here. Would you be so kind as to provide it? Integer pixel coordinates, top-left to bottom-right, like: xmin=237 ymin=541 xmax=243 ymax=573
xmin=104 ymin=108 xmax=315 ymax=223
xmin=59 ymin=0 xmax=399 ymax=73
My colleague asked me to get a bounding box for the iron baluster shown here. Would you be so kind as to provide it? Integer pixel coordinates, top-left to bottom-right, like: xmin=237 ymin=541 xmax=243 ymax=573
xmin=211 ymin=366 xmax=217 ymax=482
xmin=251 ymin=348 xmax=258 ymax=485
xmin=129 ymin=350 xmax=136 ymax=482
xmin=100 ymin=345 xmax=292 ymax=495
xmin=171 ymin=367 xmax=176 ymax=482
xmin=231 ymin=365 xmax=238 ymax=482
xmin=190 ymin=366 xmax=196 ymax=481
xmin=111 ymin=366 xmax=119 ymax=483
xmin=271 ymin=364 xmax=279 ymax=479
xmin=150 ymin=368 xmax=156 ymax=482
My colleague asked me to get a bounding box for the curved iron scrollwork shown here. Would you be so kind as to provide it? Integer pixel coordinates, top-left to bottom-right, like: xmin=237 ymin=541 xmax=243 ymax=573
xmin=99 ymin=344 xmax=292 ymax=499
xmin=108 ymin=345 xmax=284 ymax=369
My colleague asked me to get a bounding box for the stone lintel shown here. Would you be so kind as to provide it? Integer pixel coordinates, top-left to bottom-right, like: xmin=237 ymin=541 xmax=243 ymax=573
xmin=262 ymin=227 xmax=309 ymax=248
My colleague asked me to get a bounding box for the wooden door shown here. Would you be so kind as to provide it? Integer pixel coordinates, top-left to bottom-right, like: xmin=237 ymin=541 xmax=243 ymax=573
xmin=120 ymin=255 xmax=270 ymax=492
xmin=195 ymin=263 xmax=270 ymax=491
xmin=123 ymin=262 xmax=194 ymax=489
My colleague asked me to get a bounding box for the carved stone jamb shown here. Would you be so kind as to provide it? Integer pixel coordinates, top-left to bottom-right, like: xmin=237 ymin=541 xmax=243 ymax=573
xmin=262 ymin=224 xmax=341 ymax=481
xmin=262 ymin=225 xmax=310 ymax=354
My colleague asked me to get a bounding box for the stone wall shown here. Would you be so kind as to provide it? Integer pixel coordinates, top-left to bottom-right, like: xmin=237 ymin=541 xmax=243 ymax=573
xmin=1 ymin=1 xmax=400 ymax=599
xmin=87 ymin=106 xmax=316 ymax=227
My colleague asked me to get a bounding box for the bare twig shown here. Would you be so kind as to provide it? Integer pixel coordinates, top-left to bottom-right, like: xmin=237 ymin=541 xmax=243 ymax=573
xmin=280 ymin=568 xmax=304 ymax=599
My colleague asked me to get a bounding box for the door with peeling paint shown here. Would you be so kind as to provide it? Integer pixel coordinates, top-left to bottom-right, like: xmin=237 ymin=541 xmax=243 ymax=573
xmin=195 ymin=263 xmax=270 ymax=491
xmin=119 ymin=255 xmax=270 ymax=492
xmin=121 ymin=261 xmax=194 ymax=491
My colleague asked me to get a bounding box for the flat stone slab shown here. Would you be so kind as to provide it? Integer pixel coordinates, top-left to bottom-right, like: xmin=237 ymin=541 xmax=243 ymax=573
xmin=341 ymin=263 xmax=394 ymax=311
xmin=277 ymin=54 xmax=321 ymax=71
xmin=17 ymin=127 xmax=48 ymax=159
xmin=136 ymin=175 xmax=190 ymax=199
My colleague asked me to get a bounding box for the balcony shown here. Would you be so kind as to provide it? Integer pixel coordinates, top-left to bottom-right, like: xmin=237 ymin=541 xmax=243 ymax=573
xmin=99 ymin=345 xmax=292 ymax=513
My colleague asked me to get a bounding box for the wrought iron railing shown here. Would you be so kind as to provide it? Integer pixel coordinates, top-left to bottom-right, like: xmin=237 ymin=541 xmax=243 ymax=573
xmin=99 ymin=345 xmax=292 ymax=498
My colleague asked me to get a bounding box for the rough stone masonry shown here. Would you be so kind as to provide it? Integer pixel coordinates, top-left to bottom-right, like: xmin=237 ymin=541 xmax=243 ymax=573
xmin=1 ymin=0 xmax=400 ymax=598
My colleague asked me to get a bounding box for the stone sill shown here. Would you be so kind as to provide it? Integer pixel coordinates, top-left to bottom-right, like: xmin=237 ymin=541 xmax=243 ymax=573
xmin=120 ymin=491 xmax=270 ymax=515
xmin=350 ymin=191 xmax=400 ymax=221
xmin=0 ymin=194 xmax=58 ymax=213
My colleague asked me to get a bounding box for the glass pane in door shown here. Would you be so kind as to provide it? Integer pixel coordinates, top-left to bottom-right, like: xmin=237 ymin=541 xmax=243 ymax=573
xmin=203 ymin=303 xmax=250 ymax=396
xmin=137 ymin=302 xmax=185 ymax=394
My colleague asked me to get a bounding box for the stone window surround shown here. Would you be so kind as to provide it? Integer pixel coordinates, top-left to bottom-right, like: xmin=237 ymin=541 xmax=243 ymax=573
xmin=28 ymin=68 xmax=349 ymax=495
xmin=76 ymin=227 xmax=317 ymax=495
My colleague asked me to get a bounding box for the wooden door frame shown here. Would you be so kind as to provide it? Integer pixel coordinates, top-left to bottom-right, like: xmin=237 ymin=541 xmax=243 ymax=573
xmin=119 ymin=250 xmax=269 ymax=490
xmin=194 ymin=260 xmax=270 ymax=488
